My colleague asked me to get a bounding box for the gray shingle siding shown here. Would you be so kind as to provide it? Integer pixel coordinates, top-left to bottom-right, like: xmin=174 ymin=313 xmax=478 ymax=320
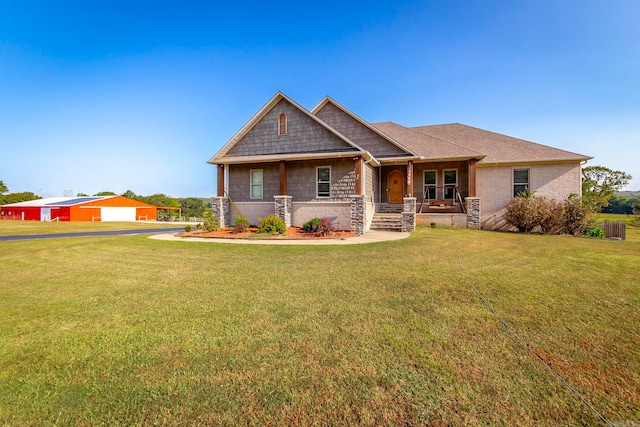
xmin=226 ymin=99 xmax=355 ymax=157
xmin=227 ymin=163 xmax=280 ymax=203
xmin=287 ymin=159 xmax=355 ymax=202
xmin=314 ymin=102 xmax=408 ymax=157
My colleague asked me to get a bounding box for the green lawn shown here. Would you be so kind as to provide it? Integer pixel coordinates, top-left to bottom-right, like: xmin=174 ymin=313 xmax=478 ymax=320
xmin=0 ymin=220 xmax=183 ymax=236
xmin=0 ymin=227 xmax=638 ymax=425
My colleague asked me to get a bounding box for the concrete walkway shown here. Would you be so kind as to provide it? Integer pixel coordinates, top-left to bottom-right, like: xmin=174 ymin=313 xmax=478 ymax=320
xmin=149 ymin=230 xmax=411 ymax=245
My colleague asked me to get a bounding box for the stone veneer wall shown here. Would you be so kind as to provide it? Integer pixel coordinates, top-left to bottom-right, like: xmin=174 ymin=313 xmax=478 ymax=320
xmin=274 ymin=195 xmax=292 ymax=227
xmin=350 ymin=195 xmax=367 ymax=235
xmin=402 ymin=197 xmax=416 ymax=232
xmin=465 ymin=197 xmax=481 ymax=230
xmin=211 ymin=196 xmax=230 ymax=228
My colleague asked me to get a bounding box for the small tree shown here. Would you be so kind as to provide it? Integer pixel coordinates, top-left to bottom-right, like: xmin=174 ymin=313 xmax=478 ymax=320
xmin=0 ymin=180 xmax=8 ymax=194
xmin=582 ymin=166 xmax=632 ymax=212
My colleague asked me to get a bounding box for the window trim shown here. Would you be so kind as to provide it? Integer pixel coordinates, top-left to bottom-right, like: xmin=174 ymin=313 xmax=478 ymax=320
xmin=513 ymin=168 xmax=530 ymax=197
xmin=443 ymin=169 xmax=458 ymax=201
xmin=316 ymin=166 xmax=331 ymax=198
xmin=423 ymin=169 xmax=437 ymax=200
xmin=250 ymin=169 xmax=263 ymax=200
xmin=278 ymin=113 xmax=287 ymax=136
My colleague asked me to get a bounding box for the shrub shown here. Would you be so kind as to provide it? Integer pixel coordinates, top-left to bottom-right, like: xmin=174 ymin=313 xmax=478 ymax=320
xmin=583 ymin=225 xmax=605 ymax=239
xmin=258 ymin=215 xmax=286 ymax=234
xmin=203 ymin=216 xmax=219 ymax=232
xmin=505 ymin=194 xmax=594 ymax=236
xmin=302 ymin=217 xmax=321 ymax=233
xmin=504 ymin=196 xmax=539 ymax=233
xmin=184 ymin=225 xmax=192 ymax=232
xmin=233 ymin=215 xmax=250 ymax=233
xmin=302 ymin=217 xmax=334 ymax=236
xmin=430 ymin=222 xmax=436 ymax=228
xmin=563 ymin=194 xmax=593 ymax=236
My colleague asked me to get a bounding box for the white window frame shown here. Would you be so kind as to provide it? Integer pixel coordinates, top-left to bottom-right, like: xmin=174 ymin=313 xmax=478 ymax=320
xmin=250 ymin=169 xmax=263 ymax=199
xmin=513 ymin=168 xmax=530 ymax=197
xmin=316 ymin=166 xmax=331 ymax=198
xmin=443 ymin=169 xmax=457 ymax=201
xmin=423 ymin=170 xmax=437 ymax=201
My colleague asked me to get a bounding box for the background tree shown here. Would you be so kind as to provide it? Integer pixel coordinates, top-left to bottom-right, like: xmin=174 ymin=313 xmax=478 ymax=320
xmin=0 ymin=180 xmax=8 ymax=193
xmin=76 ymin=193 xmax=88 ymax=196
xmin=0 ymin=192 xmax=41 ymax=205
xmin=582 ymin=166 xmax=632 ymax=212
xmin=177 ymin=197 xmax=208 ymax=218
xmin=94 ymin=191 xmax=116 ymax=196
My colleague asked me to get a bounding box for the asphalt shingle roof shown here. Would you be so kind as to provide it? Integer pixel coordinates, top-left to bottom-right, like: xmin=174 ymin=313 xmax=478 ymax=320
xmin=410 ymin=123 xmax=591 ymax=164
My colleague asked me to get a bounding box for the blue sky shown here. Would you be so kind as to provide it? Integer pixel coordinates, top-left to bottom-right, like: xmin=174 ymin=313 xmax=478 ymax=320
xmin=1 ymin=0 xmax=638 ymax=197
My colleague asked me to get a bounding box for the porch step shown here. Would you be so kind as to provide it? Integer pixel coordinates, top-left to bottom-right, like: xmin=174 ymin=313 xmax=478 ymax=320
xmin=370 ymin=213 xmax=403 ymax=231
xmin=377 ymin=204 xmax=403 ymax=214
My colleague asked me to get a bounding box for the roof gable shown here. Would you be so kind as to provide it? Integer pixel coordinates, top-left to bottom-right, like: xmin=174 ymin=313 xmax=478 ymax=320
xmin=312 ymin=97 xmax=414 ymax=158
xmin=209 ymin=92 xmax=366 ymax=164
xmin=413 ymin=123 xmax=592 ymax=164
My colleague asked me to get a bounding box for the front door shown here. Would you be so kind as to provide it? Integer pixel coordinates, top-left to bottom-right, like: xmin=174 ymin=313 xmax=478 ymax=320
xmin=387 ymin=170 xmax=404 ymax=204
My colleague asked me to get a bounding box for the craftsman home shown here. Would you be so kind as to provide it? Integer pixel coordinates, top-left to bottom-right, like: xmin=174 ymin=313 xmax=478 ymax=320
xmin=208 ymin=92 xmax=591 ymax=234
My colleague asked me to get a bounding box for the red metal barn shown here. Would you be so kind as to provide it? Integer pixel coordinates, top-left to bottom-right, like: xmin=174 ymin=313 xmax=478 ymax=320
xmin=0 ymin=196 xmax=158 ymax=222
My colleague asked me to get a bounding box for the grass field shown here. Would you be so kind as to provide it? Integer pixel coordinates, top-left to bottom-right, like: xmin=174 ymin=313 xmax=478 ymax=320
xmin=0 ymin=220 xmax=184 ymax=236
xmin=0 ymin=223 xmax=638 ymax=425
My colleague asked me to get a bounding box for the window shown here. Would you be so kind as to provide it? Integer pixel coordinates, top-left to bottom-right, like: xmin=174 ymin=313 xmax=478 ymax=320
xmin=423 ymin=170 xmax=436 ymax=200
xmin=250 ymin=169 xmax=263 ymax=199
xmin=278 ymin=113 xmax=287 ymax=136
xmin=317 ymin=166 xmax=330 ymax=198
xmin=513 ymin=169 xmax=530 ymax=197
xmin=443 ymin=169 xmax=457 ymax=200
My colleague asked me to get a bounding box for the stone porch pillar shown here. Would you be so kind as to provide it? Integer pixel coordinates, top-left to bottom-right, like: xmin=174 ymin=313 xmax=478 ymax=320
xmin=350 ymin=195 xmax=367 ymax=235
xmin=211 ymin=196 xmax=229 ymax=228
xmin=465 ymin=197 xmax=480 ymax=230
xmin=274 ymin=195 xmax=292 ymax=227
xmin=402 ymin=197 xmax=416 ymax=232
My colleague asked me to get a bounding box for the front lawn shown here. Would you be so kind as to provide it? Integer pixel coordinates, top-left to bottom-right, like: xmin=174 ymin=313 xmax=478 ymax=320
xmin=0 ymin=227 xmax=638 ymax=425
xmin=0 ymin=220 xmax=183 ymax=236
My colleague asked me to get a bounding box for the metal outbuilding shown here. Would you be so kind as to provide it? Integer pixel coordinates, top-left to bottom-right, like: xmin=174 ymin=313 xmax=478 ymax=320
xmin=0 ymin=196 xmax=158 ymax=222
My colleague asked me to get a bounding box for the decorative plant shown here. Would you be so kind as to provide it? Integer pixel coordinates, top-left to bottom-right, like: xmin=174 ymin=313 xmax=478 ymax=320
xmin=258 ymin=215 xmax=286 ymax=234
xmin=233 ymin=215 xmax=250 ymax=233
xmin=583 ymin=225 xmax=605 ymax=239
xmin=204 ymin=216 xmax=219 ymax=232
xmin=184 ymin=225 xmax=192 ymax=232
xmin=302 ymin=217 xmax=334 ymax=236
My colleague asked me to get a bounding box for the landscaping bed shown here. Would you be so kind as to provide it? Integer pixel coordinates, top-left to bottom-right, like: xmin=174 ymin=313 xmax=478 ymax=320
xmin=178 ymin=226 xmax=357 ymax=239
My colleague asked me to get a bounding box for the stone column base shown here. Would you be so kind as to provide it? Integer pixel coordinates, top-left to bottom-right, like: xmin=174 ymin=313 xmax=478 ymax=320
xmin=211 ymin=196 xmax=229 ymax=228
xmin=465 ymin=197 xmax=481 ymax=230
xmin=402 ymin=197 xmax=416 ymax=232
xmin=274 ymin=195 xmax=293 ymax=227
xmin=350 ymin=195 xmax=367 ymax=235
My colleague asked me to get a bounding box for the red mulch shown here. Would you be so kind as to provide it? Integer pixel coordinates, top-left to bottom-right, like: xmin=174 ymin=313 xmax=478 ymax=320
xmin=178 ymin=227 xmax=356 ymax=240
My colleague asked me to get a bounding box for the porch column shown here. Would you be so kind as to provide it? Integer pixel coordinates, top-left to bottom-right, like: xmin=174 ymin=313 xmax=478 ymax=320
xmin=217 ymin=165 xmax=225 ymax=197
xmin=402 ymin=197 xmax=416 ymax=232
xmin=465 ymin=197 xmax=480 ymax=230
xmin=355 ymin=157 xmax=364 ymax=195
xmin=274 ymin=195 xmax=292 ymax=227
xmin=212 ymin=196 xmax=229 ymax=228
xmin=279 ymin=161 xmax=287 ymax=195
xmin=468 ymin=159 xmax=477 ymax=198
xmin=407 ymin=161 xmax=414 ymax=197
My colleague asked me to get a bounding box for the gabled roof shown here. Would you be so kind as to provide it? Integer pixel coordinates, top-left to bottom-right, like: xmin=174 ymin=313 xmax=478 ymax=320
xmin=371 ymin=122 xmax=485 ymax=161
xmin=311 ymin=97 xmax=418 ymax=158
xmin=412 ymin=123 xmax=592 ymax=164
xmin=208 ymin=92 xmax=375 ymax=164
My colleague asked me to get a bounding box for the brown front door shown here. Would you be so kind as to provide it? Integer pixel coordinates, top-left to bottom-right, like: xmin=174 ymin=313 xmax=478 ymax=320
xmin=387 ymin=170 xmax=404 ymax=203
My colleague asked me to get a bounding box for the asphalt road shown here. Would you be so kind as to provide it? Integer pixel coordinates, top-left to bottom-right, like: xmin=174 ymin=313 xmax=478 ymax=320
xmin=0 ymin=228 xmax=184 ymax=241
